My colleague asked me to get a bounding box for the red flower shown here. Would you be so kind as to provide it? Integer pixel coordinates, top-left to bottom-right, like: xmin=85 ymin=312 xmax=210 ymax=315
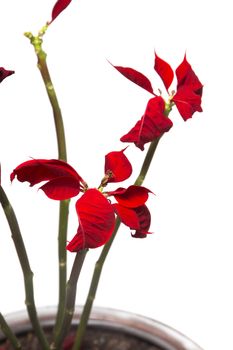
xmin=0 ymin=67 xmax=14 ymax=83
xmin=11 ymin=150 xmax=152 ymax=252
xmin=112 ymin=53 xmax=203 ymax=149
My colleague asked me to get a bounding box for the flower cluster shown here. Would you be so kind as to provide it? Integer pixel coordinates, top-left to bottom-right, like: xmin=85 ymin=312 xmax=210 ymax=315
xmin=1 ymin=0 xmax=203 ymax=257
xmin=10 ymin=149 xmax=151 ymax=252
xmin=113 ymin=53 xmax=203 ymax=150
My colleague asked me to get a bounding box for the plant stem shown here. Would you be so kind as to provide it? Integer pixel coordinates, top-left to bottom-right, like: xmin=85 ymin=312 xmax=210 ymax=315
xmin=0 ymin=313 xmax=22 ymax=349
xmin=51 ymin=249 xmax=88 ymax=349
xmin=24 ymin=31 xmax=67 ymax=161
xmin=134 ymin=137 xmax=161 ymax=186
xmin=24 ymin=30 xmax=69 ymax=343
xmin=53 ymin=200 xmax=70 ymax=340
xmin=71 ymin=137 xmax=162 ymax=350
xmin=0 ymin=186 xmax=50 ymax=350
xmin=71 ymin=218 xmax=121 ymax=350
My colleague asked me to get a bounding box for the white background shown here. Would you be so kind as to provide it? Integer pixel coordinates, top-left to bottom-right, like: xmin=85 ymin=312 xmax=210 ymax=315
xmin=1 ymin=1 xmax=233 ymax=349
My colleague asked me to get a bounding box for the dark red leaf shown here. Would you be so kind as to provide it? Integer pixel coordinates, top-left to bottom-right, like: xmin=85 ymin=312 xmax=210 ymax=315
xmin=104 ymin=148 xmax=132 ymax=183
xmin=154 ymin=53 xmax=174 ymax=91
xmin=0 ymin=67 xmax=14 ymax=83
xmin=112 ymin=203 xmax=151 ymax=237
xmin=108 ymin=185 xmax=151 ymax=208
xmin=49 ymin=0 xmax=72 ymax=24
xmin=40 ymin=176 xmax=81 ymax=200
xmin=112 ymin=65 xmax=154 ymax=95
xmin=66 ymin=189 xmax=115 ymax=252
xmin=11 ymin=159 xmax=83 ymax=199
xmin=112 ymin=203 xmax=140 ymax=229
xmin=120 ymin=96 xmax=173 ymax=150
xmin=131 ymin=205 xmax=151 ymax=238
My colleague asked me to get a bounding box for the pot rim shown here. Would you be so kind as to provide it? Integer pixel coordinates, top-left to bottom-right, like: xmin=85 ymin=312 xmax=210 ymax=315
xmin=0 ymin=306 xmax=204 ymax=350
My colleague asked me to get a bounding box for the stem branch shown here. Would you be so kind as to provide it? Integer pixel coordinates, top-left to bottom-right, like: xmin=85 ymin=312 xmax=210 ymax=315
xmin=0 ymin=313 xmax=22 ymax=350
xmin=0 ymin=186 xmax=50 ymax=350
xmin=71 ymin=218 xmax=121 ymax=350
xmin=25 ymin=30 xmax=69 ymax=344
xmin=51 ymin=249 xmax=88 ymax=349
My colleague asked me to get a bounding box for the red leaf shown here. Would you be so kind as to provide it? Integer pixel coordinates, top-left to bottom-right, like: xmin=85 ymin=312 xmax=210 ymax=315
xmin=154 ymin=53 xmax=174 ymax=91
xmin=172 ymin=86 xmax=202 ymax=120
xmin=0 ymin=67 xmax=14 ymax=83
xmin=176 ymin=55 xmax=203 ymax=95
xmin=11 ymin=159 xmax=83 ymax=199
xmin=40 ymin=176 xmax=81 ymax=200
xmin=131 ymin=205 xmax=151 ymax=238
xmin=120 ymin=96 xmax=173 ymax=150
xmin=112 ymin=203 xmax=140 ymax=229
xmin=172 ymin=55 xmax=203 ymax=120
xmin=104 ymin=148 xmax=132 ymax=183
xmin=66 ymin=189 xmax=115 ymax=252
xmin=49 ymin=0 xmax=72 ymax=24
xmin=112 ymin=203 xmax=151 ymax=237
xmin=108 ymin=185 xmax=151 ymax=208
xmin=112 ymin=65 xmax=154 ymax=95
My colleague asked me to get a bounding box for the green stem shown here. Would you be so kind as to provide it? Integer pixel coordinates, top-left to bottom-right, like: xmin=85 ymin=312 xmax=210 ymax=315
xmin=25 ymin=30 xmax=69 ymax=343
xmin=134 ymin=137 xmax=161 ymax=186
xmin=72 ymin=137 xmax=162 ymax=350
xmin=51 ymin=249 xmax=88 ymax=349
xmin=53 ymin=200 xmax=70 ymax=340
xmin=24 ymin=31 xmax=67 ymax=161
xmin=0 ymin=186 xmax=50 ymax=350
xmin=0 ymin=313 xmax=22 ymax=349
xmin=71 ymin=218 xmax=121 ymax=350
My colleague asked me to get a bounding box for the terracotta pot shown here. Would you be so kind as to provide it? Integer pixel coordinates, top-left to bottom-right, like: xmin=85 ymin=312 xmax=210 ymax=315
xmin=0 ymin=306 xmax=204 ymax=350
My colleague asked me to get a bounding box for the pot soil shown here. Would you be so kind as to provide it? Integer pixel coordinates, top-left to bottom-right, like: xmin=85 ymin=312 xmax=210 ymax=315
xmin=0 ymin=307 xmax=204 ymax=350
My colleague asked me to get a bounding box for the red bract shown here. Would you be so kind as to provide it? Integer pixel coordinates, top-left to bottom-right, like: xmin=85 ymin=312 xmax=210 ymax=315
xmin=0 ymin=67 xmax=14 ymax=83
xmin=11 ymin=152 xmax=152 ymax=251
xmin=172 ymin=86 xmax=202 ymax=121
xmin=131 ymin=205 xmax=151 ymax=238
xmin=113 ymin=65 xmax=155 ymax=95
xmin=120 ymin=96 xmax=173 ymax=150
xmin=104 ymin=148 xmax=132 ymax=183
xmin=175 ymin=54 xmax=203 ymax=93
xmin=154 ymin=53 xmax=174 ymax=91
xmin=172 ymin=55 xmax=203 ymax=120
xmin=10 ymin=159 xmax=84 ymax=200
xmin=66 ymin=189 xmax=115 ymax=252
xmin=108 ymin=186 xmax=152 ymax=237
xmin=48 ymin=0 xmax=72 ymax=24
xmin=108 ymin=185 xmax=151 ymax=208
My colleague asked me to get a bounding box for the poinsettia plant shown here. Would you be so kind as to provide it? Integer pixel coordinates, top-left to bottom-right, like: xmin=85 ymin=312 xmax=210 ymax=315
xmin=0 ymin=0 xmax=203 ymax=349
